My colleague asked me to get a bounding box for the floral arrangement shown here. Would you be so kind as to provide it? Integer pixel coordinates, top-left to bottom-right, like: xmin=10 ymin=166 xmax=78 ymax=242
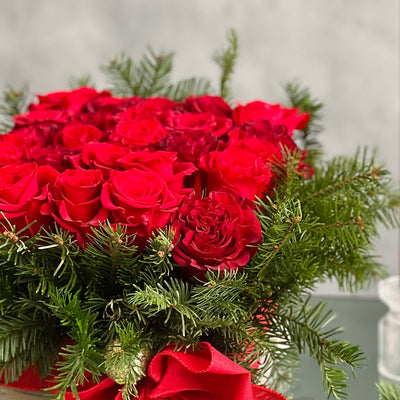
xmin=0 ymin=31 xmax=398 ymax=400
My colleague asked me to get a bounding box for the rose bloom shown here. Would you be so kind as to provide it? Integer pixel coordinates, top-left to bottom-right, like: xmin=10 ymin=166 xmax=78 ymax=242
xmin=172 ymin=191 xmax=261 ymax=280
xmin=156 ymin=128 xmax=226 ymax=165
xmin=232 ymin=100 xmax=309 ymax=136
xmin=61 ymin=121 xmax=104 ymax=149
xmin=79 ymin=95 xmax=142 ymax=131
xmin=228 ymin=119 xmax=302 ymax=154
xmin=119 ymin=150 xmax=196 ymax=192
xmin=165 ymin=111 xmax=233 ymax=138
xmin=101 ymin=168 xmax=186 ymax=246
xmin=110 ymin=119 xmax=169 ymax=149
xmin=70 ymin=142 xmax=130 ymax=178
xmin=11 ymin=109 xmax=70 ymax=151
xmin=183 ymin=95 xmax=232 ymax=117
xmin=43 ymin=169 xmax=108 ymax=245
xmin=24 ymin=145 xmax=76 ymax=172
xmin=29 ymin=87 xmax=113 ymax=118
xmin=0 ymin=163 xmax=59 ymax=235
xmin=0 ymin=134 xmax=24 ymax=166
xmin=199 ymin=137 xmax=284 ymax=200
xmin=133 ymin=97 xmax=179 ymax=123
xmin=229 ymin=119 xmax=314 ymax=180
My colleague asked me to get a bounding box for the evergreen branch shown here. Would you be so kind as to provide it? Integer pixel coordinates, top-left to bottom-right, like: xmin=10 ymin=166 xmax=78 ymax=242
xmin=128 ymin=278 xmax=197 ymax=337
xmin=136 ymin=227 xmax=176 ymax=280
xmin=37 ymin=225 xmax=81 ymax=293
xmin=376 ymin=382 xmax=400 ymax=400
xmin=0 ymin=85 xmax=31 ymax=133
xmin=101 ymin=53 xmax=139 ymax=97
xmin=69 ymin=74 xmax=96 ymax=89
xmin=102 ymin=49 xmax=174 ymax=98
xmin=304 ymin=170 xmax=378 ymax=203
xmin=274 ymin=300 xmax=365 ymax=399
xmin=254 ymin=196 xmax=304 ymax=280
xmin=50 ymin=340 xmax=103 ymax=400
xmin=80 ymin=222 xmax=138 ymax=294
xmin=0 ymin=314 xmax=58 ymax=383
xmin=284 ymin=80 xmax=324 ymax=163
xmin=47 ymin=292 xmax=104 ymax=399
xmin=257 ymin=215 xmax=301 ymax=280
xmin=191 ymin=271 xmax=251 ymax=325
xmin=138 ymin=48 xmax=174 ymax=97
xmin=212 ymin=28 xmax=239 ymax=102
xmin=164 ymin=77 xmax=212 ymax=101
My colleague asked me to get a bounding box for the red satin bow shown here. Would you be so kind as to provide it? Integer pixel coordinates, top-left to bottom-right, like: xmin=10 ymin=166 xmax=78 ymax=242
xmin=65 ymin=342 xmax=286 ymax=400
xmin=2 ymin=342 xmax=286 ymax=400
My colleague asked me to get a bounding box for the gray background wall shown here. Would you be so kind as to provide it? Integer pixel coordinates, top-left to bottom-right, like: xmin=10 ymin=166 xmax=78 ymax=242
xmin=0 ymin=0 xmax=398 ymax=296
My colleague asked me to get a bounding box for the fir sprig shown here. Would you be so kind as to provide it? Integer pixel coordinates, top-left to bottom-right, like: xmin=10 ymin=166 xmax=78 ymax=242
xmin=212 ymin=28 xmax=239 ymax=102
xmin=376 ymin=382 xmax=400 ymax=400
xmin=272 ymin=300 xmax=364 ymax=400
xmin=102 ymin=49 xmax=212 ymax=100
xmin=47 ymin=292 xmax=104 ymax=399
xmin=69 ymin=74 xmax=96 ymax=89
xmin=0 ymin=85 xmax=31 ymax=133
xmin=284 ymin=80 xmax=324 ymax=164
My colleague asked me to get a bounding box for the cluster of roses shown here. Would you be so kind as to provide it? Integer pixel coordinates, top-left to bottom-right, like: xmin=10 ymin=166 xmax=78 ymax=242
xmin=0 ymin=87 xmax=310 ymax=277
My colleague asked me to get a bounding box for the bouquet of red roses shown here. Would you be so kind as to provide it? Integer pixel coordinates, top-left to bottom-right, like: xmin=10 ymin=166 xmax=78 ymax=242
xmin=0 ymin=31 xmax=398 ymax=400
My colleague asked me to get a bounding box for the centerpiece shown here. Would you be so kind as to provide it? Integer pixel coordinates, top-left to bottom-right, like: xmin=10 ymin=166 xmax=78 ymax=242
xmin=0 ymin=30 xmax=399 ymax=400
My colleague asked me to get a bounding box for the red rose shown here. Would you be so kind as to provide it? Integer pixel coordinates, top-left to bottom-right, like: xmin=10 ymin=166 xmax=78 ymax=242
xmin=166 ymin=111 xmax=233 ymax=138
xmin=61 ymin=121 xmax=104 ymax=149
xmin=156 ymin=128 xmax=226 ymax=165
xmin=0 ymin=163 xmax=59 ymax=235
xmin=119 ymin=150 xmax=196 ymax=191
xmin=229 ymin=119 xmax=314 ymax=181
xmin=71 ymin=142 xmax=130 ymax=178
xmin=0 ymin=134 xmax=24 ymax=166
xmin=199 ymin=137 xmax=282 ymax=200
xmin=183 ymin=95 xmax=232 ymax=117
xmin=29 ymin=87 xmax=113 ymax=118
xmin=172 ymin=191 xmax=261 ymax=279
xmin=11 ymin=109 xmax=70 ymax=150
xmin=14 ymin=109 xmax=70 ymax=127
xmin=133 ymin=97 xmax=179 ymax=123
xmin=101 ymin=169 xmax=185 ymax=246
xmin=24 ymin=145 xmax=76 ymax=172
xmin=232 ymin=100 xmax=309 ymax=135
xmin=78 ymin=96 xmax=142 ymax=131
xmin=110 ymin=119 xmax=169 ymax=149
xmin=43 ymin=169 xmax=108 ymax=244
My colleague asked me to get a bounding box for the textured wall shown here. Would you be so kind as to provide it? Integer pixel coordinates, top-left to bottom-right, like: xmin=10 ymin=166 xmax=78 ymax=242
xmin=0 ymin=0 xmax=398 ymax=295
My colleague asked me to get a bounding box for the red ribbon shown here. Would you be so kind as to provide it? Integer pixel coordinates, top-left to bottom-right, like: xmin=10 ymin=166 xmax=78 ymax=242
xmin=2 ymin=342 xmax=286 ymax=400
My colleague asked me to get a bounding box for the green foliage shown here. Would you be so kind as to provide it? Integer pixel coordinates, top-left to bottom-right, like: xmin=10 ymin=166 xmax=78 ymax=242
xmin=273 ymin=300 xmax=364 ymax=399
xmin=212 ymin=28 xmax=239 ymax=102
xmin=102 ymin=48 xmax=212 ymax=100
xmin=284 ymin=80 xmax=324 ymax=164
xmin=376 ymin=382 xmax=400 ymax=400
xmin=69 ymin=74 xmax=96 ymax=89
xmin=0 ymin=85 xmax=31 ymax=133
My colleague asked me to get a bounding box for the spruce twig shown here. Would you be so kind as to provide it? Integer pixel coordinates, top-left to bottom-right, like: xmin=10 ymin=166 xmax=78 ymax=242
xmin=0 ymin=85 xmax=31 ymax=133
xmin=212 ymin=28 xmax=239 ymax=103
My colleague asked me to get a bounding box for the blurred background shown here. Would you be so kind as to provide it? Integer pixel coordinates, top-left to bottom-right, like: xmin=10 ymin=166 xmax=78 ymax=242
xmin=0 ymin=0 xmax=398 ymax=297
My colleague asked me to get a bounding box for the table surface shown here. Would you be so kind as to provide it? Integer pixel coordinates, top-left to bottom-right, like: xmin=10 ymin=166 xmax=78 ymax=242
xmin=292 ymin=295 xmax=388 ymax=400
